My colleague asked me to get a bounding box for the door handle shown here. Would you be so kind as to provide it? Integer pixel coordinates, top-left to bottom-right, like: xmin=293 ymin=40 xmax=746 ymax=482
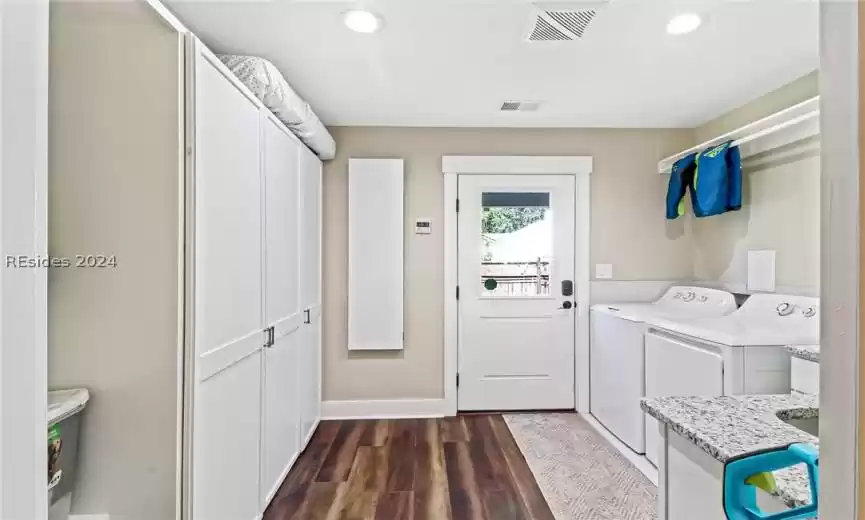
xmin=559 ymin=301 xmax=573 ymax=310
xmin=304 ymin=309 xmax=311 ymax=324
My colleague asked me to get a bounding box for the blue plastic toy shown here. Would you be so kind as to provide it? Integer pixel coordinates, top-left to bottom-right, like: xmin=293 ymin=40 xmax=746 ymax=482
xmin=723 ymin=443 xmax=819 ymax=520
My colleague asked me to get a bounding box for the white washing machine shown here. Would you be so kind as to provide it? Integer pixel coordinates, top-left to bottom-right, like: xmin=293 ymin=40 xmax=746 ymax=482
xmin=643 ymin=293 xmax=819 ymax=467
xmin=589 ymin=286 xmax=737 ymax=454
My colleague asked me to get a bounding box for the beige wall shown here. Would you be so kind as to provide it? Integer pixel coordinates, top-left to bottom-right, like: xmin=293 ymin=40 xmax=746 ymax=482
xmin=691 ymin=71 xmax=821 ymax=293
xmin=323 ymin=127 xmax=693 ymax=401
xmin=49 ymin=3 xmax=183 ymax=518
xmin=696 ymin=71 xmax=819 ymax=142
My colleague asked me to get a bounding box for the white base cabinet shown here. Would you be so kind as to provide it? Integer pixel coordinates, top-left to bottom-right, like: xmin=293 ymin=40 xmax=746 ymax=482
xmin=656 ymin=424 xmax=788 ymax=520
xmin=790 ymin=357 xmax=819 ymax=397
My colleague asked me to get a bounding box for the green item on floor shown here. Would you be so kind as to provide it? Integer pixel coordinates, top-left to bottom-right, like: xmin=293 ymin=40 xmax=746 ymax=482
xmin=744 ymin=471 xmax=777 ymax=494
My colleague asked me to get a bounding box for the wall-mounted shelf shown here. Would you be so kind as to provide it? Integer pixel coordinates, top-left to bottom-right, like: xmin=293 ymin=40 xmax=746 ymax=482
xmin=658 ymin=96 xmax=820 ymax=174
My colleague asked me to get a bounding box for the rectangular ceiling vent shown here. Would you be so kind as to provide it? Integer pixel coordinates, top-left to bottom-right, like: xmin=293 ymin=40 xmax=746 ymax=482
xmin=527 ymin=2 xmax=606 ymax=42
xmin=500 ymin=101 xmax=540 ymax=112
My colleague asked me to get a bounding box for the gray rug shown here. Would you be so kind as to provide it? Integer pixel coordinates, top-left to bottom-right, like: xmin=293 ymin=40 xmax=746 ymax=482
xmin=504 ymin=413 xmax=658 ymax=520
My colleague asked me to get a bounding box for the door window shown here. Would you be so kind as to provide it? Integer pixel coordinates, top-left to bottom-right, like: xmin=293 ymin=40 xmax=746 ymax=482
xmin=479 ymin=192 xmax=552 ymax=297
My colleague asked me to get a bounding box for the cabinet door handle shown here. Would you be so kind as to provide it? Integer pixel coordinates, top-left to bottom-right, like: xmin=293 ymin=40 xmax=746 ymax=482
xmin=304 ymin=309 xmax=311 ymax=324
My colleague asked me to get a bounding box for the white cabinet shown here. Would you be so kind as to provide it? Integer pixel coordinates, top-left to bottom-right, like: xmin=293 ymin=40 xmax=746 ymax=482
xmin=262 ymin=114 xmax=301 ymax=331
xmin=261 ymin=333 xmax=301 ymax=504
xmin=190 ymin=41 xmax=324 ymax=520
xmin=192 ymin=46 xmax=265 ymax=520
xmin=194 ymin=346 xmax=263 ymax=520
xmin=298 ymin=144 xmax=323 ymax=446
xmin=657 ymin=426 xmax=788 ymax=520
xmin=790 ymin=357 xmax=819 ymax=396
xmin=259 ymin=114 xmax=304 ymax=505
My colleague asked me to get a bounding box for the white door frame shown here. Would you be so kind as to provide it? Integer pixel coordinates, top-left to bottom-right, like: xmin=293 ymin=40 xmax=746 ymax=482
xmin=0 ymin=1 xmax=49 ymax=518
xmin=442 ymin=155 xmax=592 ymax=417
xmin=819 ymin=1 xmax=859 ymax=518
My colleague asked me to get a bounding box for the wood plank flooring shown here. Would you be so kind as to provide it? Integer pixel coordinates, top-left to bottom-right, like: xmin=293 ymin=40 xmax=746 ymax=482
xmin=263 ymin=415 xmax=555 ymax=520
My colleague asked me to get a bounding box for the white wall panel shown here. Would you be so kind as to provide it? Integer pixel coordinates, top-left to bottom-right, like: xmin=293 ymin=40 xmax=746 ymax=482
xmin=348 ymin=158 xmax=405 ymax=351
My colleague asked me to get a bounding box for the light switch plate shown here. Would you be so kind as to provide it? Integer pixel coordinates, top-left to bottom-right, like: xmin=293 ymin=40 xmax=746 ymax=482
xmin=595 ymin=263 xmax=613 ymax=279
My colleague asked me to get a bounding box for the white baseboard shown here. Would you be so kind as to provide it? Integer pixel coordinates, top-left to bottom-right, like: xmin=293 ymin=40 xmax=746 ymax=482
xmin=321 ymin=399 xmax=446 ymax=420
xmin=263 ymin=455 xmax=296 ymax=511
xmin=303 ymin=418 xmax=320 ymax=448
xmin=69 ymin=515 xmax=110 ymax=520
xmin=583 ymin=414 xmax=658 ymax=486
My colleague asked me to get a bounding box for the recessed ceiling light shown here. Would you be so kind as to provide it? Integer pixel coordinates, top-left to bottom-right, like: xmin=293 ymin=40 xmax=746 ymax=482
xmin=343 ymin=9 xmax=383 ymax=34
xmin=666 ymin=13 xmax=701 ymax=35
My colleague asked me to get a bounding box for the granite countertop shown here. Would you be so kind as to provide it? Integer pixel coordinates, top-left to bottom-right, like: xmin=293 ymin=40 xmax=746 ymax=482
xmin=787 ymin=345 xmax=820 ymax=363
xmin=641 ymin=394 xmax=818 ymax=509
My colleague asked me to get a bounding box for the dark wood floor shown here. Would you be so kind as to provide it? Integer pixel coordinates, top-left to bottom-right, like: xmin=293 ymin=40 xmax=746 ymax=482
xmin=263 ymin=415 xmax=555 ymax=520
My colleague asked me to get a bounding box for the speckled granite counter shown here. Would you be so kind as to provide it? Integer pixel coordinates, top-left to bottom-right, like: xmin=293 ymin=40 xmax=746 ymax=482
xmin=787 ymin=345 xmax=820 ymax=363
xmin=641 ymin=394 xmax=818 ymax=508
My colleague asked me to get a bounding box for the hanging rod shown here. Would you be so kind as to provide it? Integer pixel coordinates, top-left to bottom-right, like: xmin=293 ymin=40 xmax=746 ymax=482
xmin=658 ymin=96 xmax=820 ymax=174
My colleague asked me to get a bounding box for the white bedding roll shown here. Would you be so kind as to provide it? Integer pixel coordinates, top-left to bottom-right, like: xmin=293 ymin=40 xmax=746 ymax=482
xmin=219 ymin=54 xmax=336 ymax=160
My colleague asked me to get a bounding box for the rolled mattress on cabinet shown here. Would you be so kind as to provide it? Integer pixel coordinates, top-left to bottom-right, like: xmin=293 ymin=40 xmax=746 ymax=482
xmin=218 ymin=54 xmax=336 ymax=160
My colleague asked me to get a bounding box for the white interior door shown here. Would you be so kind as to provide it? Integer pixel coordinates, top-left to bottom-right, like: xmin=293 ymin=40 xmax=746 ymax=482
xmin=260 ymin=115 xmax=302 ymax=505
xmin=458 ymin=174 xmax=576 ymax=411
xmin=192 ymin=49 xmax=263 ymax=520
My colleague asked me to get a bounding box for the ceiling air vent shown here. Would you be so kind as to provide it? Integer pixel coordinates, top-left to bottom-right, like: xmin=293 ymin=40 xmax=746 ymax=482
xmin=526 ymin=2 xmax=606 ymax=42
xmin=528 ymin=15 xmax=574 ymax=41
xmin=500 ymin=101 xmax=540 ymax=112
xmin=546 ymin=9 xmax=596 ymax=38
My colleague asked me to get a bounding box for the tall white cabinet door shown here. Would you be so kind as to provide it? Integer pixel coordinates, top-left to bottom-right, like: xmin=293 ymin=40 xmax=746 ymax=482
xmin=260 ymin=114 xmax=303 ymax=505
xmin=191 ymin=47 xmax=264 ymax=520
xmin=262 ymin=115 xmax=301 ymax=329
xmin=299 ymin=145 xmax=322 ymax=314
xmin=261 ymin=333 xmax=300 ymax=503
xmin=299 ymin=145 xmax=322 ymax=445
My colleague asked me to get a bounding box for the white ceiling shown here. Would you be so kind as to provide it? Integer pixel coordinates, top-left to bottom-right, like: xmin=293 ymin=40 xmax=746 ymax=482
xmin=164 ymin=0 xmax=819 ymax=128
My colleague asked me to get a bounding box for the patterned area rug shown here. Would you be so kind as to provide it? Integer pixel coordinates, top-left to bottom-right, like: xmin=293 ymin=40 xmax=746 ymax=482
xmin=504 ymin=413 xmax=658 ymax=520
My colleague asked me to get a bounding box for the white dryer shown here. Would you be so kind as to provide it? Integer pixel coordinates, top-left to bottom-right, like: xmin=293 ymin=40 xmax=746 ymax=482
xmin=643 ymin=293 xmax=819 ymax=466
xmin=589 ymin=286 xmax=737 ymax=454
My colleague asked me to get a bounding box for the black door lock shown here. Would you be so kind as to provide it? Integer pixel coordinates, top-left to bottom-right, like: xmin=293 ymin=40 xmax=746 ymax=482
xmin=562 ymin=280 xmax=574 ymax=297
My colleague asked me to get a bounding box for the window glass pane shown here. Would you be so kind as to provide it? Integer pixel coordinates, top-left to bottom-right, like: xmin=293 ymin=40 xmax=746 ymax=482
xmin=480 ymin=192 xmax=552 ymax=297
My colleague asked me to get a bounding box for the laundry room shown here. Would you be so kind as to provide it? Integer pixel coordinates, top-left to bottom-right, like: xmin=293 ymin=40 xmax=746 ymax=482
xmin=7 ymin=0 xmax=857 ymax=519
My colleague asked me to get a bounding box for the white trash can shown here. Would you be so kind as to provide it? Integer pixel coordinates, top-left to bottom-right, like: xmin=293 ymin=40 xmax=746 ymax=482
xmin=48 ymin=389 xmax=90 ymax=520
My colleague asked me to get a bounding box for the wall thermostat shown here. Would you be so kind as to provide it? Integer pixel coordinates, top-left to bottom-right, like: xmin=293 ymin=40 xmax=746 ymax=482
xmin=415 ymin=218 xmax=432 ymax=235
